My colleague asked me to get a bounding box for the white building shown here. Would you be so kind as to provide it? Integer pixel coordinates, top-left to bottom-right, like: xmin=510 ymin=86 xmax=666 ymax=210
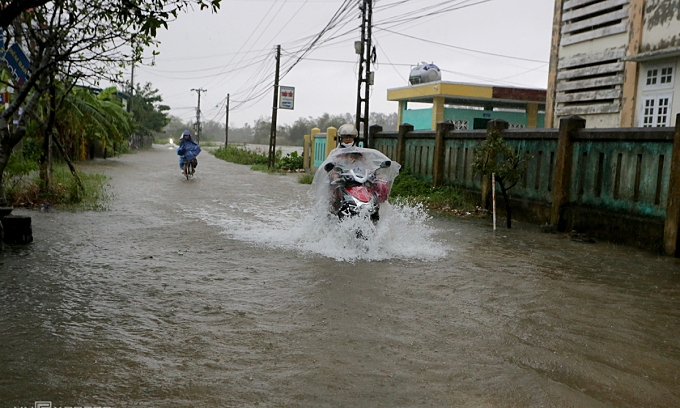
xmin=546 ymin=0 xmax=680 ymax=128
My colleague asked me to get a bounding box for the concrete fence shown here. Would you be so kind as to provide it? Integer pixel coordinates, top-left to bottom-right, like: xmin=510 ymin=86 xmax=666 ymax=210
xmin=369 ymin=114 xmax=680 ymax=256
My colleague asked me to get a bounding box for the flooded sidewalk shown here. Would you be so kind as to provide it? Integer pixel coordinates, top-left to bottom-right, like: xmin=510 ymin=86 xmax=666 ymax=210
xmin=1 ymin=145 xmax=679 ymax=407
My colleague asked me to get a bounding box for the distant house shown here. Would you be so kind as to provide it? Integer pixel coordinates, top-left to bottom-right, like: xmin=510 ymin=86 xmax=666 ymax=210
xmin=387 ymin=81 xmax=546 ymax=131
xmin=546 ymin=0 xmax=680 ymax=128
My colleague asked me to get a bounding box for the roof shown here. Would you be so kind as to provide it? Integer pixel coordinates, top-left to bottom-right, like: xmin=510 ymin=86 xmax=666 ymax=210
xmin=387 ymin=81 xmax=547 ymax=110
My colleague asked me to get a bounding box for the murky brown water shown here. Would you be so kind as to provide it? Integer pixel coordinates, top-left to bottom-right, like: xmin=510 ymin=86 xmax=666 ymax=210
xmin=1 ymin=145 xmax=679 ymax=407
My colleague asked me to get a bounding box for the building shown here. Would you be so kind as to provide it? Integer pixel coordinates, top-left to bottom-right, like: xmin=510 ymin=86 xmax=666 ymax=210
xmin=546 ymin=0 xmax=680 ymax=128
xmin=387 ymin=81 xmax=546 ymax=131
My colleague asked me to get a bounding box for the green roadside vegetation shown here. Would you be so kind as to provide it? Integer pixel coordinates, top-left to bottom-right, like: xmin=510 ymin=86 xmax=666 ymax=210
xmin=3 ymin=150 xmax=111 ymax=211
xmin=390 ymin=170 xmax=483 ymax=217
xmin=211 ymin=144 xmax=304 ymax=173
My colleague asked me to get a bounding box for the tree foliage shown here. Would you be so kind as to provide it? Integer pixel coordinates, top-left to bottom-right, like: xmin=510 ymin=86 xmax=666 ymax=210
xmin=0 ymin=0 xmax=221 ymax=205
xmin=130 ymin=82 xmax=170 ymax=137
xmin=472 ymin=130 xmax=530 ymax=228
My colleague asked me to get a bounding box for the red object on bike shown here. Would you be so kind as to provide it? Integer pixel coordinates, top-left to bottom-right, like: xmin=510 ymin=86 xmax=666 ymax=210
xmin=346 ymin=186 xmax=373 ymax=202
xmin=373 ymin=180 xmax=390 ymax=202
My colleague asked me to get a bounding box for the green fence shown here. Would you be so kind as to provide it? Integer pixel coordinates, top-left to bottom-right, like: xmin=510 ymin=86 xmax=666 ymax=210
xmin=370 ymin=117 xmax=680 ymax=255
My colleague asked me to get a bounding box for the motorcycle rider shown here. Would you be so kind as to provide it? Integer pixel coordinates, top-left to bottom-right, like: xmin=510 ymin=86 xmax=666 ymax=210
xmin=177 ymin=130 xmax=201 ymax=174
xmin=325 ymin=124 xmax=393 ymax=210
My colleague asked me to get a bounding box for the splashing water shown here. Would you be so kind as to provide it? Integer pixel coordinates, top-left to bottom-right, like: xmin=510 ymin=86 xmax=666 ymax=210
xmin=185 ymin=199 xmax=448 ymax=262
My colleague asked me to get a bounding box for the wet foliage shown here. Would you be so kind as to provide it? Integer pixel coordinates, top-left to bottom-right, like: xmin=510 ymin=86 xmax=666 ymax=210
xmin=212 ymin=145 xmax=304 ymax=172
xmin=3 ymin=151 xmax=110 ymax=210
xmin=390 ymin=170 xmax=477 ymax=214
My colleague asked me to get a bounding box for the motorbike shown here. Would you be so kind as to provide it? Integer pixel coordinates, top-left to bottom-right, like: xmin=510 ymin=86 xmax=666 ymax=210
xmin=311 ymin=146 xmax=401 ymax=226
xmin=182 ymin=156 xmax=196 ymax=180
xmin=324 ymin=159 xmax=392 ymax=223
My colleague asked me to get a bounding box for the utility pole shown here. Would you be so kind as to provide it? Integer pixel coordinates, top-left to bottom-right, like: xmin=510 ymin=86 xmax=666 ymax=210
xmin=355 ymin=0 xmax=373 ymax=145
xmin=191 ymin=87 xmax=206 ymax=144
xmin=224 ymin=93 xmax=230 ymax=148
xmin=128 ymin=64 xmax=135 ymax=113
xmin=268 ymin=45 xmax=281 ymax=169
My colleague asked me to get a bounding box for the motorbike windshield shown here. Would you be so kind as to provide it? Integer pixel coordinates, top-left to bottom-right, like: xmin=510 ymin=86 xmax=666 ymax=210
xmin=309 ymin=146 xmax=401 ymax=208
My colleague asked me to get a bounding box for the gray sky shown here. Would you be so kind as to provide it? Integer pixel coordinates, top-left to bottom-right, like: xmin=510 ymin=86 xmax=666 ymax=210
xmin=134 ymin=0 xmax=555 ymax=128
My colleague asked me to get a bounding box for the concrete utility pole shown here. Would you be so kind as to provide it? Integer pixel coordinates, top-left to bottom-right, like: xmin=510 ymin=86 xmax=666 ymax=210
xmin=225 ymin=93 xmax=230 ymax=148
xmin=128 ymin=64 xmax=135 ymax=113
xmin=355 ymin=0 xmax=373 ymax=145
xmin=191 ymin=87 xmax=207 ymax=144
xmin=268 ymin=45 xmax=281 ymax=169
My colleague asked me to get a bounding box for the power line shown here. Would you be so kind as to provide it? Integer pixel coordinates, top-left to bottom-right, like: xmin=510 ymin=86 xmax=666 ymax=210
xmin=375 ymin=28 xmax=548 ymax=64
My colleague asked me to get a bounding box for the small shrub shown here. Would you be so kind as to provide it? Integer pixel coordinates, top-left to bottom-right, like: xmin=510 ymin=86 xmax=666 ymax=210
xmin=277 ymin=151 xmax=303 ymax=171
xmin=298 ymin=173 xmax=314 ymax=184
xmin=390 ymin=169 xmax=475 ymax=212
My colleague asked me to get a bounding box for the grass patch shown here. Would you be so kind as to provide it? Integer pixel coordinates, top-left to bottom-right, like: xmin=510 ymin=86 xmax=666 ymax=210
xmin=212 ymin=144 xmax=269 ymax=165
xmin=212 ymin=144 xmax=304 ymax=173
xmin=6 ymin=165 xmax=111 ymax=211
xmin=298 ymin=173 xmax=314 ymax=184
xmin=390 ymin=170 xmax=481 ymax=215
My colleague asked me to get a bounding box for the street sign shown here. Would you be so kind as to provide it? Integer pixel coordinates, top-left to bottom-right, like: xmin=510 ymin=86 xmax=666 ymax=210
xmin=278 ymin=86 xmax=294 ymax=110
xmin=5 ymin=43 xmax=30 ymax=83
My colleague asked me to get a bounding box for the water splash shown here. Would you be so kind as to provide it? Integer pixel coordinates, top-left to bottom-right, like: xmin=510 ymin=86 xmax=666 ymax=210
xmin=185 ymin=199 xmax=448 ymax=262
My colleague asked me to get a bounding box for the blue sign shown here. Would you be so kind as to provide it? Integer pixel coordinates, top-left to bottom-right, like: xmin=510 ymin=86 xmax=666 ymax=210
xmin=5 ymin=43 xmax=30 ymax=82
xmin=483 ymin=113 xmax=491 ymax=118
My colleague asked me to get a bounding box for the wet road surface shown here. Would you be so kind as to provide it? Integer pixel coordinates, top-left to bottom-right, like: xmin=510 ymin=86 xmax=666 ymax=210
xmin=1 ymin=145 xmax=679 ymax=407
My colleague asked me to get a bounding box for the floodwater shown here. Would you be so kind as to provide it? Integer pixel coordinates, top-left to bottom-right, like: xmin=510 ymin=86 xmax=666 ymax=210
xmin=1 ymin=145 xmax=679 ymax=407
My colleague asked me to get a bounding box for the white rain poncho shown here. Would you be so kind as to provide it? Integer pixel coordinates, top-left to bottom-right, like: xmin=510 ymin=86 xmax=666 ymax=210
xmin=309 ymin=146 xmax=401 ymax=211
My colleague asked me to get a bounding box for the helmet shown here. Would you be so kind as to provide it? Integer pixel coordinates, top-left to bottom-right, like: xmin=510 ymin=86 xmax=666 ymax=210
xmin=337 ymin=124 xmax=358 ymax=148
xmin=182 ymin=130 xmax=191 ymax=137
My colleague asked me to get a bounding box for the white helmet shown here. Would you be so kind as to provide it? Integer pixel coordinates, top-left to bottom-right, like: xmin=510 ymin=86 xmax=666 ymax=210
xmin=337 ymin=123 xmax=358 ymax=147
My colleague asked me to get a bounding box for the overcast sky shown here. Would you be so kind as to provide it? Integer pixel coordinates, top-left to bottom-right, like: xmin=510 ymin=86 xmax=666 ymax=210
xmin=134 ymin=0 xmax=555 ymax=128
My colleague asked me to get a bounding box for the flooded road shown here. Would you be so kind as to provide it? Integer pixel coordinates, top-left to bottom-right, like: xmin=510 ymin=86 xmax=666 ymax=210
xmin=1 ymin=145 xmax=679 ymax=407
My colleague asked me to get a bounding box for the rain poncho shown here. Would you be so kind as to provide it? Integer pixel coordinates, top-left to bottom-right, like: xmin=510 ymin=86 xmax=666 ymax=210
xmin=310 ymin=146 xmax=401 ymax=210
xmin=177 ymin=137 xmax=201 ymax=168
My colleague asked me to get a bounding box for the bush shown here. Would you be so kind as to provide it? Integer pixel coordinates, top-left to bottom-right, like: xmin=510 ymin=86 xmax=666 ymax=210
xmin=3 ymin=149 xmax=111 ymax=210
xmin=298 ymin=173 xmax=314 ymax=184
xmin=212 ymin=144 xmax=269 ymax=165
xmin=391 ymin=169 xmax=474 ymax=211
xmin=277 ymin=151 xmax=303 ymax=171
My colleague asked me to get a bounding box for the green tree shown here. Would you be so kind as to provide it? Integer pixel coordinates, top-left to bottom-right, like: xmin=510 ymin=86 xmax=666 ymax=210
xmin=472 ymin=130 xmax=530 ymax=229
xmin=0 ymin=0 xmax=220 ymax=206
xmin=130 ymin=83 xmax=170 ymax=137
xmin=252 ymin=117 xmax=271 ymax=145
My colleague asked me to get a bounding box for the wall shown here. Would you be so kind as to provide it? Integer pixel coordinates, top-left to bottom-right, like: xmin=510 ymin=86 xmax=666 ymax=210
xmin=402 ymin=107 xmax=545 ymax=131
xmin=641 ymin=0 xmax=680 ymax=52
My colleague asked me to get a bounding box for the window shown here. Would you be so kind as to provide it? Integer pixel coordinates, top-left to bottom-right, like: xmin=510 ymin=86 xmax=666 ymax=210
xmin=641 ymin=95 xmax=672 ymax=127
xmin=661 ymin=67 xmax=673 ymax=84
xmin=646 ymin=69 xmax=658 ymax=86
xmin=643 ymin=65 xmax=674 ymax=90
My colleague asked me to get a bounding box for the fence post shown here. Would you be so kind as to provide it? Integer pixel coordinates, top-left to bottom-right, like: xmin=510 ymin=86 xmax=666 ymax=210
xmin=310 ymin=127 xmax=320 ymax=169
xmin=481 ymin=119 xmax=509 ymax=209
xmin=550 ymin=115 xmax=585 ymax=231
xmin=664 ymin=113 xmax=680 ymax=256
xmin=303 ymin=134 xmax=311 ymax=172
xmin=434 ymin=121 xmax=455 ymax=187
xmin=396 ymin=123 xmax=413 ymax=169
xmin=326 ymin=126 xmax=337 ymax=157
xmin=368 ymin=124 xmax=382 ymax=149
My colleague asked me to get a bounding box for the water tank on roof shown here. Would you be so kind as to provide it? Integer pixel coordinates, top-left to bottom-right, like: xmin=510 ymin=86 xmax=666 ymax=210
xmin=409 ymin=62 xmax=441 ymax=85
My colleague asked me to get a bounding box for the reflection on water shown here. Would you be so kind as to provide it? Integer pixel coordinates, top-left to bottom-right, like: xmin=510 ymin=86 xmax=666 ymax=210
xmin=1 ymin=146 xmax=679 ymax=407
